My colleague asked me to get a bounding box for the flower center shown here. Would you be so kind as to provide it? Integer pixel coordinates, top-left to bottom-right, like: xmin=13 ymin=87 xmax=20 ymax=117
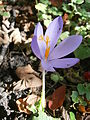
xmin=38 ymin=35 xmax=50 ymax=60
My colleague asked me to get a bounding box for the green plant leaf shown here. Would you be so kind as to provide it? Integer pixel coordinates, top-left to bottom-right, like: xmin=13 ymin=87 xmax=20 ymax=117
xmin=51 ymin=73 xmax=64 ymax=83
xmin=86 ymin=92 xmax=90 ymax=101
xmin=60 ymin=31 xmax=69 ymax=40
xmin=69 ymin=112 xmax=76 ymax=120
xmin=0 ymin=11 xmax=9 ymax=16
xmin=32 ymin=110 xmax=61 ymax=120
xmin=44 ymin=19 xmax=52 ymax=27
xmin=62 ymin=4 xmax=72 ymax=13
xmin=51 ymin=73 xmax=60 ymax=83
xmin=78 ymin=8 xmax=90 ymax=18
xmin=77 ymin=84 xmax=86 ymax=95
xmin=71 ymin=91 xmax=79 ymax=103
xmin=42 ymin=14 xmax=52 ymax=20
xmin=3 ymin=12 xmax=9 ymax=16
xmin=85 ymin=0 xmax=90 ymax=3
xmin=79 ymin=98 xmax=87 ymax=106
xmin=35 ymin=3 xmax=47 ymax=13
xmin=40 ymin=0 xmax=51 ymax=5
xmin=73 ymin=0 xmax=84 ymax=4
xmin=48 ymin=7 xmax=62 ymax=16
xmin=85 ymin=83 xmax=90 ymax=100
xmin=74 ymin=44 xmax=90 ymax=60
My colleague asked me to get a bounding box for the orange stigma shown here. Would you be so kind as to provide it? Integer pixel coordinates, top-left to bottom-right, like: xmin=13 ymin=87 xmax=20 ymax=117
xmin=45 ymin=46 xmax=50 ymax=60
xmin=45 ymin=36 xmax=50 ymax=60
xmin=46 ymin=36 xmax=50 ymax=46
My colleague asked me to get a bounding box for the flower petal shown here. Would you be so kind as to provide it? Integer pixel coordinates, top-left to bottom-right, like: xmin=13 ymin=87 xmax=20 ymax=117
xmin=34 ymin=22 xmax=46 ymax=58
xmin=45 ymin=16 xmax=63 ymax=52
xmin=41 ymin=60 xmax=55 ymax=72
xmin=31 ymin=36 xmax=41 ymax=59
xmin=50 ymin=58 xmax=80 ymax=68
xmin=48 ymin=35 xmax=82 ymax=60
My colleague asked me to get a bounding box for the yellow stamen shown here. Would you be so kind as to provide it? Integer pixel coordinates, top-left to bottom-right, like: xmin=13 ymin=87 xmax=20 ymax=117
xmin=38 ymin=35 xmax=44 ymax=41
xmin=45 ymin=46 xmax=50 ymax=60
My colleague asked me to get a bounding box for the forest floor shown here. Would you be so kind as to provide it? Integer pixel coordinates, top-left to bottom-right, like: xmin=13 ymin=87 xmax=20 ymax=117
xmin=0 ymin=0 xmax=90 ymax=120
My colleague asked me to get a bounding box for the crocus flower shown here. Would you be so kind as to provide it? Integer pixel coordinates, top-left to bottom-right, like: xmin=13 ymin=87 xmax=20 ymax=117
xmin=31 ymin=16 xmax=82 ymax=72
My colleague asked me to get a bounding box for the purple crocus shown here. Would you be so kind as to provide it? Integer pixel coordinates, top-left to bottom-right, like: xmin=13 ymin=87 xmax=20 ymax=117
xmin=31 ymin=16 xmax=82 ymax=72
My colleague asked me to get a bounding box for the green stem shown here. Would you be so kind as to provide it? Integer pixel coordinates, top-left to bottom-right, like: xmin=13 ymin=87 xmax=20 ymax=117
xmin=41 ymin=70 xmax=46 ymax=109
xmin=35 ymin=0 xmax=38 ymax=4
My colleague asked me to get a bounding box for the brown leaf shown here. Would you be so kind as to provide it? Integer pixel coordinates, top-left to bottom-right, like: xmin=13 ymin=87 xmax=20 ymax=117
xmin=3 ymin=33 xmax=10 ymax=44
xmin=78 ymin=105 xmax=86 ymax=113
xmin=48 ymin=85 xmax=66 ymax=110
xmin=26 ymin=94 xmax=40 ymax=105
xmin=0 ymin=31 xmax=10 ymax=45
xmin=84 ymin=72 xmax=90 ymax=81
xmin=76 ymin=112 xmax=82 ymax=120
xmin=16 ymin=98 xmax=31 ymax=114
xmin=49 ymin=0 xmax=63 ymax=7
xmin=10 ymin=28 xmax=22 ymax=44
xmin=14 ymin=64 xmax=42 ymax=91
xmin=63 ymin=13 xmax=68 ymax=23
xmin=85 ymin=115 xmax=90 ymax=120
xmin=24 ymin=22 xmax=34 ymax=32
xmin=16 ymin=94 xmax=40 ymax=114
xmin=13 ymin=74 xmax=42 ymax=91
xmin=16 ymin=64 xmax=38 ymax=79
xmin=85 ymin=98 xmax=90 ymax=105
xmin=86 ymin=108 xmax=90 ymax=112
xmin=0 ymin=37 xmax=3 ymax=45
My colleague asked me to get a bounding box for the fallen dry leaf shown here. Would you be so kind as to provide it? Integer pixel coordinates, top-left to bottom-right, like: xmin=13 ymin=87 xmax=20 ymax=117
xmin=78 ymin=105 xmax=86 ymax=113
xmin=86 ymin=108 xmax=90 ymax=113
xmin=48 ymin=85 xmax=66 ymax=110
xmin=26 ymin=94 xmax=40 ymax=105
xmin=84 ymin=72 xmax=90 ymax=81
xmin=16 ymin=64 xmax=38 ymax=79
xmin=85 ymin=115 xmax=90 ymax=120
xmin=63 ymin=13 xmax=68 ymax=24
xmin=62 ymin=107 xmax=70 ymax=120
xmin=16 ymin=93 xmax=40 ymax=114
xmin=10 ymin=28 xmax=22 ymax=44
xmin=13 ymin=74 xmax=42 ymax=91
xmin=0 ymin=31 xmax=10 ymax=45
xmin=24 ymin=22 xmax=34 ymax=32
xmin=16 ymin=98 xmax=31 ymax=114
xmin=14 ymin=64 xmax=42 ymax=91
xmin=49 ymin=0 xmax=63 ymax=7
xmin=76 ymin=112 xmax=82 ymax=120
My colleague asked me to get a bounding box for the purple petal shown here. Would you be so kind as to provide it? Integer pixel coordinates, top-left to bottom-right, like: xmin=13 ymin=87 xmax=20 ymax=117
xmin=45 ymin=16 xmax=63 ymax=52
xmin=31 ymin=36 xmax=41 ymax=59
xmin=50 ymin=58 xmax=80 ymax=68
xmin=48 ymin=35 xmax=82 ymax=60
xmin=34 ymin=22 xmax=43 ymax=35
xmin=34 ymin=22 xmax=46 ymax=58
xmin=41 ymin=59 xmax=55 ymax=72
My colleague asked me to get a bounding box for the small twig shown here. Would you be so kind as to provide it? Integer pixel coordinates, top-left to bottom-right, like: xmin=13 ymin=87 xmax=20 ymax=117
xmin=46 ymin=82 xmax=57 ymax=96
